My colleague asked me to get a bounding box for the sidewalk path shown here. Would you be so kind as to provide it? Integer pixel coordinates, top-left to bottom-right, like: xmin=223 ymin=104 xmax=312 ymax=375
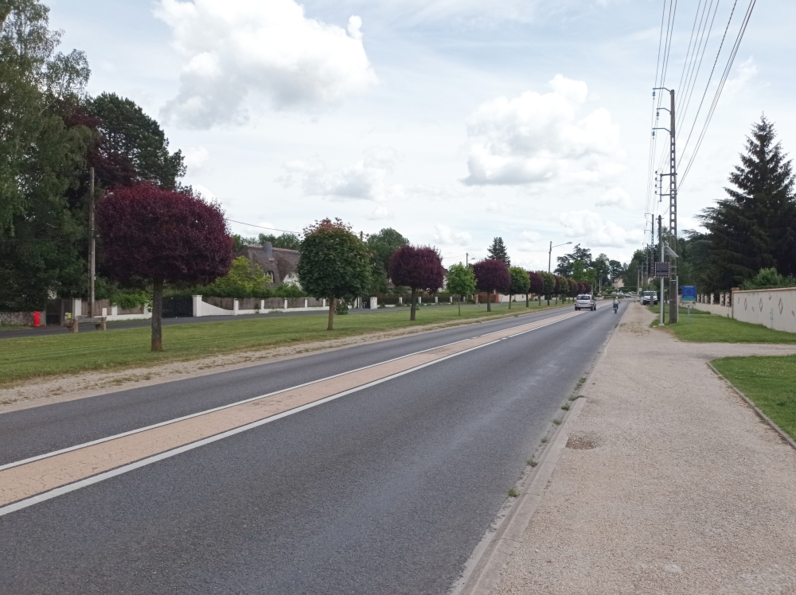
xmin=491 ymin=302 xmax=796 ymax=595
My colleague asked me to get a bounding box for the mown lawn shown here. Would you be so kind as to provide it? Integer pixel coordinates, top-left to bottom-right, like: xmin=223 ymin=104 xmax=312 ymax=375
xmin=713 ymin=355 xmax=796 ymax=440
xmin=648 ymin=306 xmax=796 ymax=344
xmin=0 ymin=301 xmax=565 ymax=387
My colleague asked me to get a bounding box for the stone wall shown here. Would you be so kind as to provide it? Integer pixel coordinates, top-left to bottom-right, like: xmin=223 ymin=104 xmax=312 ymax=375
xmin=0 ymin=312 xmax=37 ymax=326
xmin=732 ymin=287 xmax=796 ymax=333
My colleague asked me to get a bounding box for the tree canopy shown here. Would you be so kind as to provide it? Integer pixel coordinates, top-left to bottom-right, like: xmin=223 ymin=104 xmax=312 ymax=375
xmin=368 ymin=227 xmax=409 ymax=294
xmin=507 ymin=267 xmax=530 ymax=308
xmin=97 ymin=184 xmax=232 ymax=350
xmin=297 ymin=218 xmax=370 ymax=330
xmin=699 ymin=116 xmax=796 ymax=288
xmin=445 ymin=263 xmax=476 ymax=315
xmin=259 ymin=232 xmax=302 ymax=251
xmin=473 ymin=258 xmax=510 ymax=312
xmin=487 ymin=237 xmax=510 ymax=265
xmin=388 ymin=245 xmax=444 ymax=321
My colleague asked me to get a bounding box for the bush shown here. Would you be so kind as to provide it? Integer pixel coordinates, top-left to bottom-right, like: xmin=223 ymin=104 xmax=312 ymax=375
xmin=335 ymin=300 xmax=350 ymax=315
xmin=741 ymin=267 xmax=796 ymax=290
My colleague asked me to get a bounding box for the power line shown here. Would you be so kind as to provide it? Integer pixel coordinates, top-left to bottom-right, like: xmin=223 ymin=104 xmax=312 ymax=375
xmin=226 ymin=219 xmax=303 ymax=236
xmin=680 ymin=0 xmax=756 ymax=188
xmin=678 ymin=0 xmax=739 ymax=166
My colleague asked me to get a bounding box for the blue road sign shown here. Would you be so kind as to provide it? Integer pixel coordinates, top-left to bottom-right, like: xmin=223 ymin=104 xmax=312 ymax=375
xmin=682 ymin=285 xmax=697 ymax=302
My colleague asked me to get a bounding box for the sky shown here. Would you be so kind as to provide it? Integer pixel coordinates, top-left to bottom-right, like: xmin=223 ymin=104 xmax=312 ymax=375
xmin=47 ymin=0 xmax=796 ymax=270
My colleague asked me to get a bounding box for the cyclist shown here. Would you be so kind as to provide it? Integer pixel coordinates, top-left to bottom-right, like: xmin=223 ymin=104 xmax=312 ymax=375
xmin=613 ymin=296 xmax=619 ymax=313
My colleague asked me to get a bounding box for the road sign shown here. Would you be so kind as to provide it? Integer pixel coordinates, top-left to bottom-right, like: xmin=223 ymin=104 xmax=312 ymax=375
xmin=653 ymin=262 xmax=670 ymax=278
xmin=682 ymin=285 xmax=697 ymax=302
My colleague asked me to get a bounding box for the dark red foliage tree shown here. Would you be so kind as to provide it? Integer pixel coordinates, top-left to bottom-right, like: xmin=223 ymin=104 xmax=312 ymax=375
xmin=473 ymin=259 xmax=510 ymax=312
xmin=388 ymin=245 xmax=445 ymax=321
xmin=528 ymin=271 xmax=544 ymax=305
xmin=97 ymin=184 xmax=233 ymax=351
xmin=567 ymin=278 xmax=578 ymax=299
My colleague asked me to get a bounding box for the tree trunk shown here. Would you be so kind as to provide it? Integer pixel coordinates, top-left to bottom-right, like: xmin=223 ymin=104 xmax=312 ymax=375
xmin=487 ymin=290 xmax=492 ymax=312
xmin=508 ymin=294 xmax=512 ymax=309
xmin=525 ymin=292 xmax=530 ymax=308
xmin=458 ymin=295 xmax=461 ymax=316
xmin=410 ymin=289 xmax=417 ymax=321
xmin=327 ymin=298 xmax=335 ymax=331
xmin=151 ymin=278 xmax=164 ymax=352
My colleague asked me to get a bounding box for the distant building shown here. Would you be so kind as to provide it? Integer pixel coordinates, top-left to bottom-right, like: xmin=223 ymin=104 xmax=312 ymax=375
xmin=239 ymin=242 xmax=300 ymax=286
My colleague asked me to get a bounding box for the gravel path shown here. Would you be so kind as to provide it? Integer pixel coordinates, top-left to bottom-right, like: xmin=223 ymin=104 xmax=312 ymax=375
xmin=490 ymin=302 xmax=796 ymax=595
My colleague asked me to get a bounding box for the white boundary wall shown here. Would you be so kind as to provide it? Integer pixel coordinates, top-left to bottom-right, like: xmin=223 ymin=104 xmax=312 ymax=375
xmin=732 ymin=287 xmax=796 ymax=333
xmin=192 ymin=296 xmax=328 ymax=317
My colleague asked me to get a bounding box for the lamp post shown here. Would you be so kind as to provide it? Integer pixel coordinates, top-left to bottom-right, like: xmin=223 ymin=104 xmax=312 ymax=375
xmin=548 ymin=241 xmax=572 ymax=273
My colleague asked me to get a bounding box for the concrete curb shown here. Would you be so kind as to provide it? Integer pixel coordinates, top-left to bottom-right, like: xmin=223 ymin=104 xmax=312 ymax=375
xmin=450 ymin=304 xmax=627 ymax=595
xmin=707 ymin=362 xmax=796 ymax=451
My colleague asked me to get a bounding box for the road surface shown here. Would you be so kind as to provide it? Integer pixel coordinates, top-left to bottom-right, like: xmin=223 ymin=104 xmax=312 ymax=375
xmin=0 ymin=301 xmax=624 ymax=594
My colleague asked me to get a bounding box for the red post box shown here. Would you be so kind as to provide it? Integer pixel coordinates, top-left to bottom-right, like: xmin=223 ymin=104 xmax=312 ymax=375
xmin=33 ymin=311 xmax=41 ymax=327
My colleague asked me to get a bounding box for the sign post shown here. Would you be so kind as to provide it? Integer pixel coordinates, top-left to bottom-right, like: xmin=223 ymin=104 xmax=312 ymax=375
xmin=682 ymin=285 xmax=696 ymax=324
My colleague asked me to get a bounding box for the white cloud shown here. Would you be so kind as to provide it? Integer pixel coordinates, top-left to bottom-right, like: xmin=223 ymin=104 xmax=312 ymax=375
xmin=367 ymin=205 xmax=394 ymax=220
xmin=463 ymin=75 xmax=622 ymax=186
xmin=156 ymin=0 xmax=377 ymax=128
xmin=595 ymin=187 xmax=632 ymax=209
xmin=724 ymin=56 xmax=758 ymax=98
xmin=433 ymin=224 xmax=472 ymax=246
xmin=278 ymin=148 xmax=404 ymax=202
xmin=517 ymin=230 xmax=542 ymax=252
xmin=184 ymin=146 xmax=211 ymax=172
xmin=559 ymin=210 xmax=642 ymax=248
xmin=191 ymin=183 xmax=216 ymax=200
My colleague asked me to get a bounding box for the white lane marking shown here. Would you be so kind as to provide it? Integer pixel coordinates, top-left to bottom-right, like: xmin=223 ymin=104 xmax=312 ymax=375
xmin=0 ymin=309 xmax=576 ymax=473
xmin=0 ymin=312 xmax=589 ymax=517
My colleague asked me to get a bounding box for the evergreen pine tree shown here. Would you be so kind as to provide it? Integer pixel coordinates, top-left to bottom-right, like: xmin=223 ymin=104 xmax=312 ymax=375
xmin=700 ymin=116 xmax=796 ymax=288
xmin=487 ymin=237 xmax=510 ymax=265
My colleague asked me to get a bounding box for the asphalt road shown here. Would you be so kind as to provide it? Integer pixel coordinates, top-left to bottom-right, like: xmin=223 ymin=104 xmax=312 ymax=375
xmin=0 ymin=301 xmax=625 ymax=595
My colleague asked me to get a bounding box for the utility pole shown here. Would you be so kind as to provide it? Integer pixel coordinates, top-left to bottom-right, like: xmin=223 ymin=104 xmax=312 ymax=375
xmin=88 ymin=167 xmax=96 ymax=319
xmin=653 ymin=87 xmax=678 ymax=323
xmin=659 ymin=215 xmax=664 ymax=325
xmin=548 ymin=241 xmax=553 ymax=274
xmin=466 ymin=252 xmax=468 ymax=267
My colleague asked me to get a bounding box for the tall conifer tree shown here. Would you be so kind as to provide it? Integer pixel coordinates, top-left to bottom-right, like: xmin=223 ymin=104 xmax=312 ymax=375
xmin=487 ymin=237 xmax=510 ymax=265
xmin=700 ymin=117 xmax=796 ymax=288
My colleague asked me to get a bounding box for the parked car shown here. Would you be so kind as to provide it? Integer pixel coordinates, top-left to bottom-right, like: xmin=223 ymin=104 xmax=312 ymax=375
xmin=575 ymin=294 xmax=597 ymax=311
xmin=641 ymin=291 xmax=658 ymax=305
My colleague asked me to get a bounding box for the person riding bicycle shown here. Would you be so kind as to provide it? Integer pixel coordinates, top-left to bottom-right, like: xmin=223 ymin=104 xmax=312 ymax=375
xmin=613 ymin=296 xmax=619 ymax=313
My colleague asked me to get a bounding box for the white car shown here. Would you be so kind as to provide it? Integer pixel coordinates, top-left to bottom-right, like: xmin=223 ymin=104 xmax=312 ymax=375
xmin=575 ymin=294 xmax=596 ymax=311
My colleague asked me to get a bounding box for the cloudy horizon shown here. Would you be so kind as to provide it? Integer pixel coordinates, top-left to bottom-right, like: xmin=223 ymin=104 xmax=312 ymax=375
xmin=48 ymin=0 xmax=795 ymax=268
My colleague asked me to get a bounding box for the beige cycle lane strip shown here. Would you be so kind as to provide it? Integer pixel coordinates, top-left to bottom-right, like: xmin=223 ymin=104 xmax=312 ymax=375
xmin=0 ymin=309 xmax=589 ymax=514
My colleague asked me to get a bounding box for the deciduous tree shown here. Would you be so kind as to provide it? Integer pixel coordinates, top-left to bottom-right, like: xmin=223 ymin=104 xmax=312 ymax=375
xmin=541 ymin=271 xmax=556 ymax=306
xmin=473 ymin=259 xmax=510 ymax=312
xmin=507 ymin=267 xmax=530 ymax=309
xmin=388 ymin=245 xmax=445 ymax=321
xmin=97 ymin=184 xmax=232 ymax=351
xmin=446 ymin=263 xmax=476 ymax=315
xmin=368 ymin=228 xmax=409 ymax=294
xmin=297 ymin=218 xmax=371 ymax=330
xmin=529 ymin=271 xmax=544 ymax=306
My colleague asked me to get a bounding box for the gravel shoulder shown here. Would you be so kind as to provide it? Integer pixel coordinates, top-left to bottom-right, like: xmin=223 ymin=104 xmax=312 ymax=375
xmin=490 ymin=302 xmax=796 ymax=595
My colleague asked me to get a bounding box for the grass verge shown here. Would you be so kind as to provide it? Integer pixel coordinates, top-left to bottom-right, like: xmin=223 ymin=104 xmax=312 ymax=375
xmin=648 ymin=306 xmax=796 ymax=344
xmin=0 ymin=302 xmax=567 ymax=387
xmin=713 ymin=355 xmax=796 ymax=440
xmin=0 ymin=324 xmax=32 ymax=332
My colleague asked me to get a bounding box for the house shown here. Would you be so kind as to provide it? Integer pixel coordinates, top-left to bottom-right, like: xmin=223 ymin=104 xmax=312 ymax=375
xmin=239 ymin=242 xmax=300 ymax=286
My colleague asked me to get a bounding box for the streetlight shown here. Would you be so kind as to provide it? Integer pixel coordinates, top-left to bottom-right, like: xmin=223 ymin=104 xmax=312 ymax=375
xmin=548 ymin=241 xmax=572 ymax=273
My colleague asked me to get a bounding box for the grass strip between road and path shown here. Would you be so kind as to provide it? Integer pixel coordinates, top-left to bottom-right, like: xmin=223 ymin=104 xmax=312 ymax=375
xmin=712 ymin=355 xmax=796 ymax=441
xmin=0 ymin=301 xmax=568 ymax=388
xmin=648 ymin=305 xmax=796 ymax=344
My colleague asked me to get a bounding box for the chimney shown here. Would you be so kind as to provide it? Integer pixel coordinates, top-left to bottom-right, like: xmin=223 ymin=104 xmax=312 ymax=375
xmin=264 ymin=241 xmax=274 ymax=260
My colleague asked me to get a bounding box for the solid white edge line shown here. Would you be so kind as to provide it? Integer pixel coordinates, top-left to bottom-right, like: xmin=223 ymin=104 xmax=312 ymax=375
xmin=0 ymin=309 xmax=589 ymax=516
xmin=0 ymin=308 xmax=577 ymax=473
